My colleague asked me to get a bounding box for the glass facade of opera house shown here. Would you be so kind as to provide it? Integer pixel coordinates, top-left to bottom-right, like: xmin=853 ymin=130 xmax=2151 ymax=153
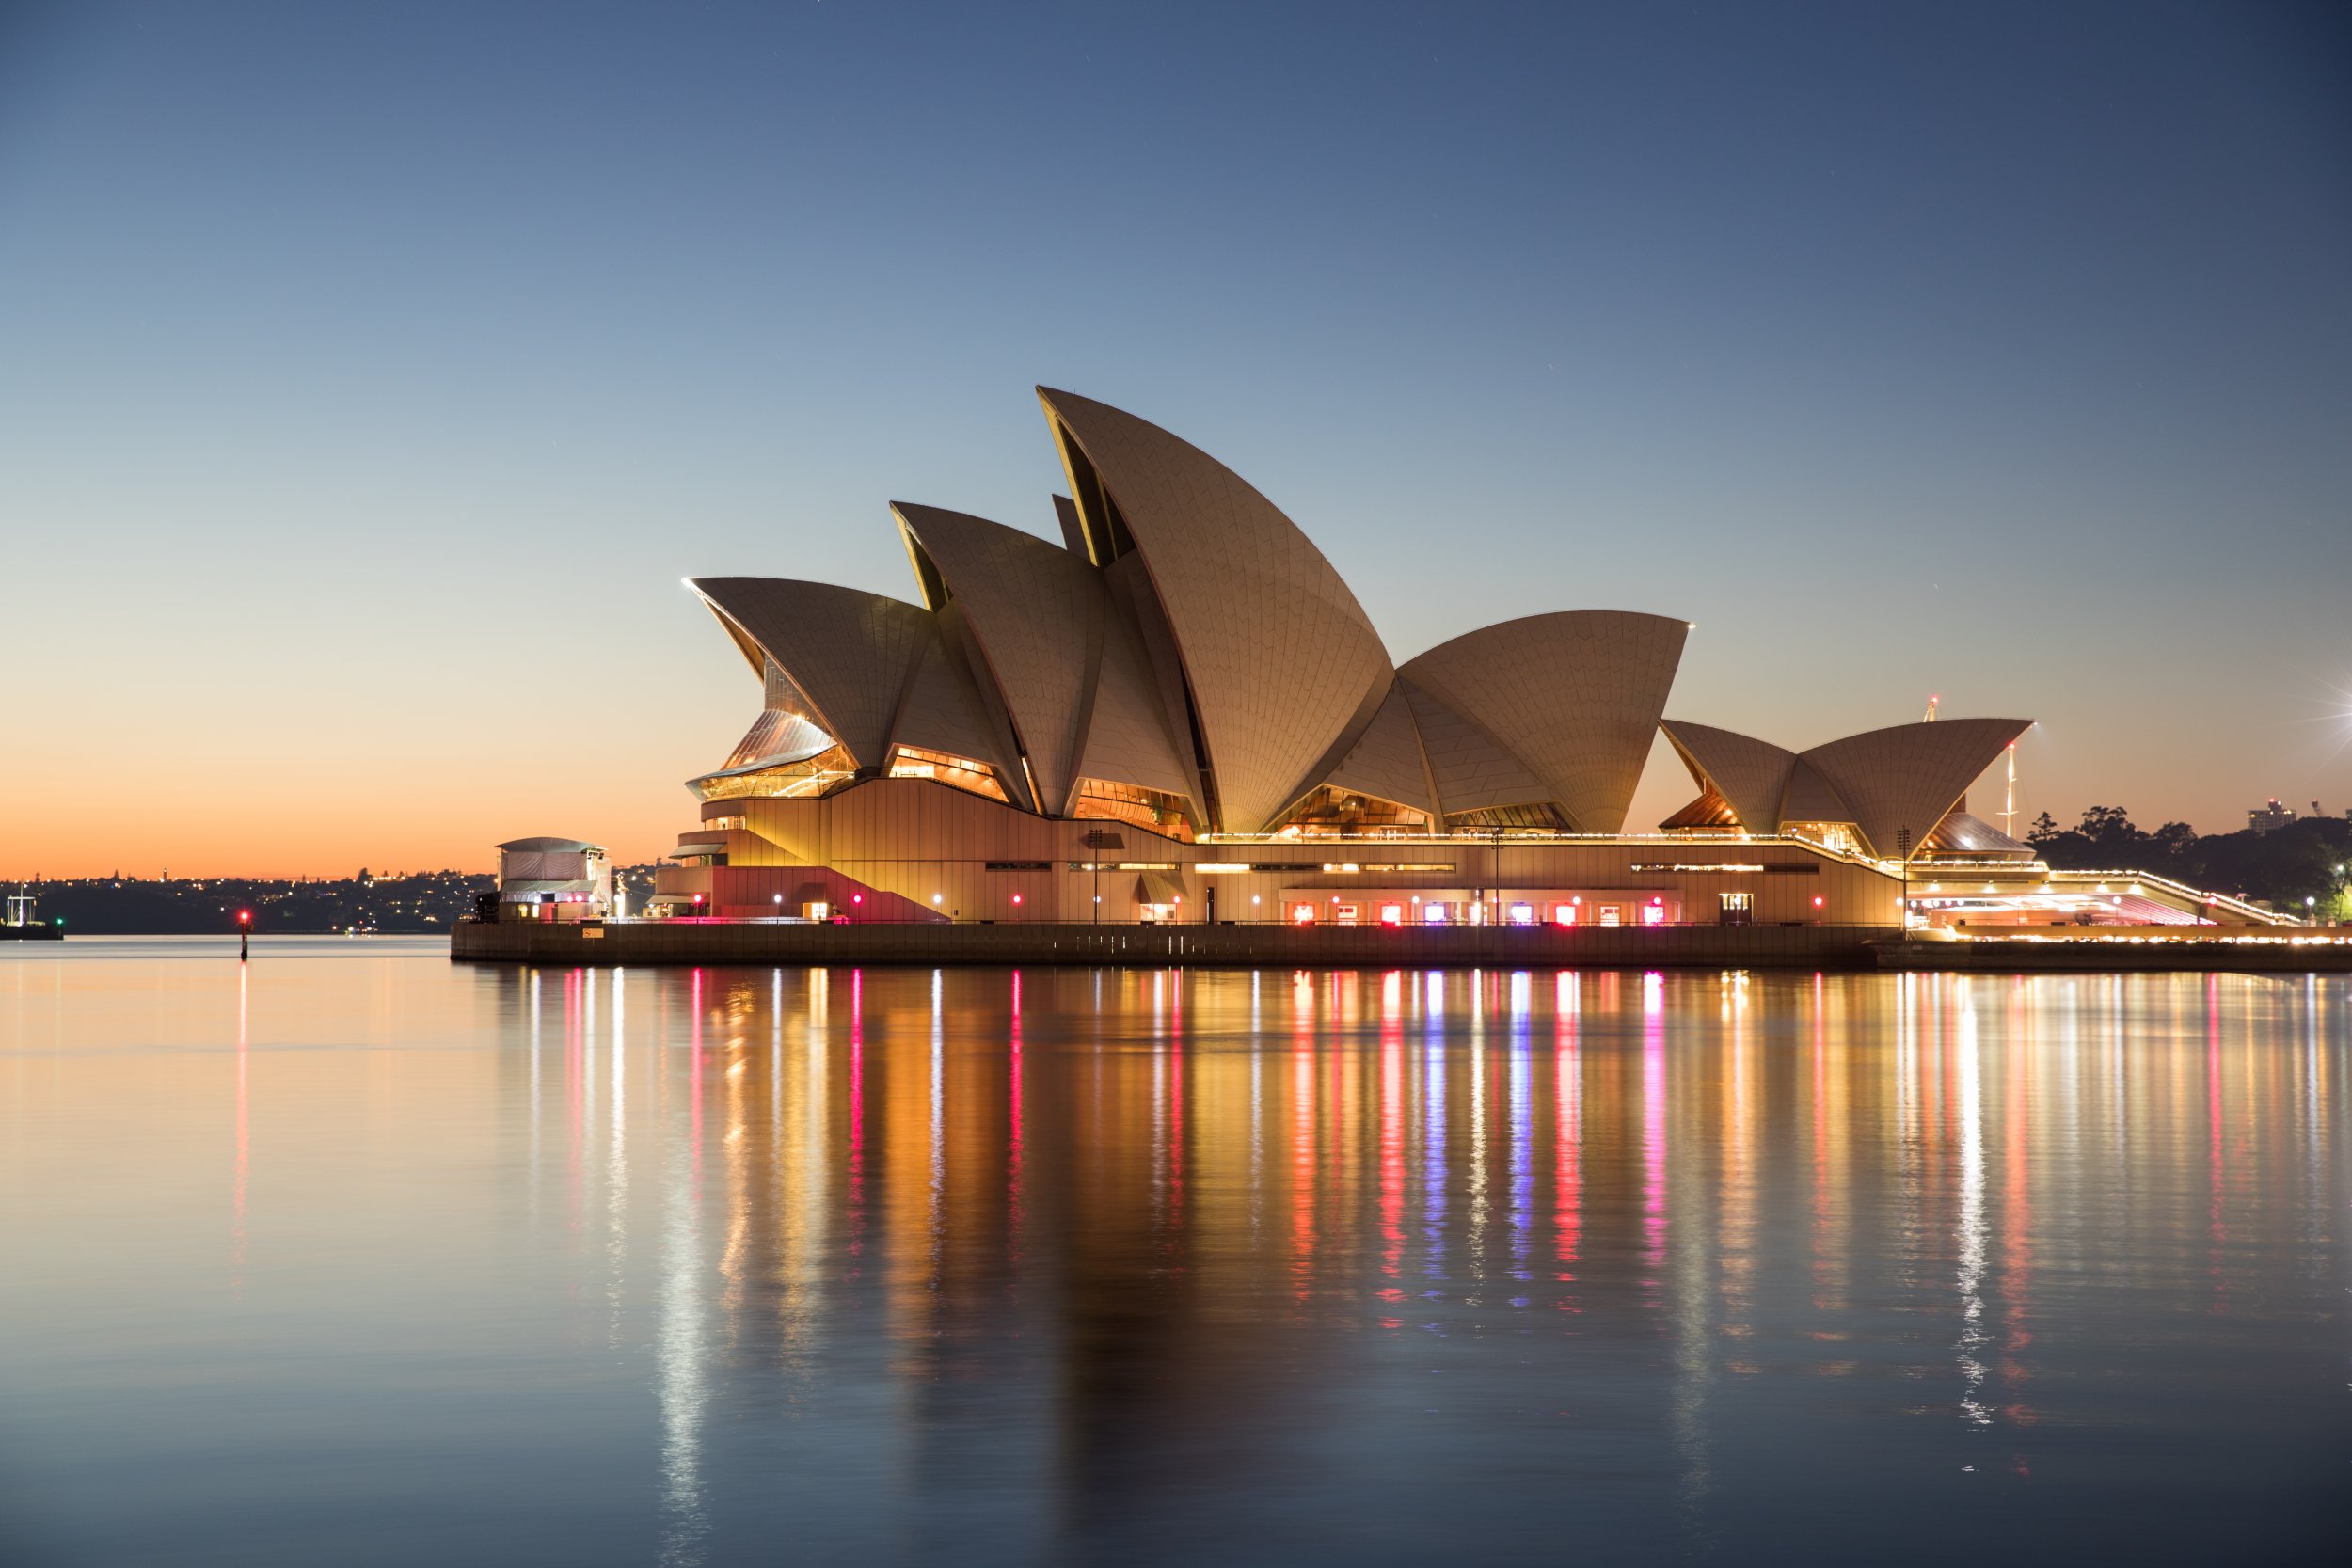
xmin=642 ymin=388 xmax=2264 ymax=931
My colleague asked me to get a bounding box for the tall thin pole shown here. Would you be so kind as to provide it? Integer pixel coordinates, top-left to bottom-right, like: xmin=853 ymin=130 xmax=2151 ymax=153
xmin=1897 ymin=827 xmax=1912 ymax=933
xmin=2000 ymin=743 xmax=2017 ymax=842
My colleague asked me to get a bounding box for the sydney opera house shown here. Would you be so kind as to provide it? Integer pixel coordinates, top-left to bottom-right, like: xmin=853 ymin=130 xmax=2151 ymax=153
xmin=647 ymin=388 xmax=2164 ymax=930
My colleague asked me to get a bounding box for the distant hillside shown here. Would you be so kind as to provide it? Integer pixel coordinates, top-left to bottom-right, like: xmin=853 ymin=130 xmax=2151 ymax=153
xmin=12 ymin=865 xmax=662 ymax=935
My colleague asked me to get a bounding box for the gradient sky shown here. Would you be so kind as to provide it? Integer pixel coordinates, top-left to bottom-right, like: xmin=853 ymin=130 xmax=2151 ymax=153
xmin=4 ymin=1 xmax=2347 ymax=878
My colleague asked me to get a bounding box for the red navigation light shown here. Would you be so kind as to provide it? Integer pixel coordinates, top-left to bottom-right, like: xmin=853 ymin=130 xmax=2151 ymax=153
xmin=1011 ymin=894 xmax=1023 ymax=905
xmin=1812 ymin=895 xmax=1825 ymax=909
xmin=852 ymin=893 xmax=863 ymax=904
xmin=237 ymin=910 xmax=251 ymax=925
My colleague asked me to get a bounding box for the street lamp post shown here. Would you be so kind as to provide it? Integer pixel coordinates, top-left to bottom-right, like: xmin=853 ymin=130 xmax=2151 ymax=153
xmin=1489 ymin=824 xmax=1504 ymax=927
xmin=1082 ymin=829 xmax=1122 ymax=925
xmin=1896 ymin=826 xmax=1913 ymax=934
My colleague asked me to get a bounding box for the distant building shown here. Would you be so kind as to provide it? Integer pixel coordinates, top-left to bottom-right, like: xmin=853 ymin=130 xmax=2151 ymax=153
xmin=2249 ymin=800 xmax=2296 ymax=836
xmin=495 ymin=837 xmax=611 ymax=921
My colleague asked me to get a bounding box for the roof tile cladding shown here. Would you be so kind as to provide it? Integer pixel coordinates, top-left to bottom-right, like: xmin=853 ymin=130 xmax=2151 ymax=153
xmin=1400 ymin=679 xmax=1555 ymax=814
xmin=689 ymin=578 xmax=937 ymax=770
xmin=1037 ymin=388 xmax=1394 ymax=833
xmin=1324 ymin=681 xmax=1436 ymax=812
xmin=688 ymin=390 xmax=2036 ymax=843
xmin=888 ymin=634 xmax=1014 ymax=778
xmin=1659 ymin=720 xmax=1799 ymax=832
xmin=890 ymin=504 xmax=1104 ymax=814
xmin=1402 ymin=611 xmax=1688 ymax=833
xmin=1778 ymin=759 xmax=1855 ymax=826
xmin=1799 ymin=719 xmax=2032 ymax=858
xmin=1070 ymin=591 xmax=1199 ymax=805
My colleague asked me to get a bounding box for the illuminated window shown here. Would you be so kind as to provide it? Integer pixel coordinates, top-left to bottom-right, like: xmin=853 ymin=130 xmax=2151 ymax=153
xmin=1509 ymin=902 xmax=1535 ymax=925
xmin=1290 ymin=903 xmax=1317 ymax=925
xmin=1270 ymin=785 xmax=1432 ymax=836
xmin=1378 ymin=902 xmax=1404 ymax=926
xmin=1552 ymin=902 xmax=1578 ymax=926
xmin=1072 ymin=779 xmax=1198 ymax=841
xmin=1422 ymin=903 xmax=1449 ymax=924
xmin=691 ymin=741 xmax=858 ymax=802
xmin=1598 ymin=905 xmax=1622 ymax=927
xmin=1332 ymin=903 xmax=1360 ymax=925
xmin=1448 ymin=802 xmax=1573 ymax=832
xmin=1642 ymin=903 xmax=1667 ymax=926
xmin=1785 ymin=821 xmax=1863 ymax=857
xmin=888 ymin=747 xmax=1009 ymax=802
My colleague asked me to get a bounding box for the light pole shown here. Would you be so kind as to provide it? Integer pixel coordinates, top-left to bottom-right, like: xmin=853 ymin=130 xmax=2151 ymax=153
xmin=1896 ymin=826 xmax=1913 ymax=934
xmin=1489 ymin=824 xmax=1504 ymax=927
xmin=1082 ymin=829 xmax=1122 ymax=925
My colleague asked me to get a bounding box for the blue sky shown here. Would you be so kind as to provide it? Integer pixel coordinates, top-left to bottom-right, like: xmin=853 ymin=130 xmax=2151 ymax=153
xmin=3 ymin=1 xmax=2346 ymax=872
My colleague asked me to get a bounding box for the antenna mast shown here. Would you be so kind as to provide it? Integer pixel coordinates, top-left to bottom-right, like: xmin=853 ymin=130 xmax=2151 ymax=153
xmin=2000 ymin=743 xmax=2017 ymax=841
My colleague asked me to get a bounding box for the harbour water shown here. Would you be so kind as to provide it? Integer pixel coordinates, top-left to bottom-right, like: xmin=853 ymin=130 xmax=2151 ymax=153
xmin=2 ymin=938 xmax=2345 ymax=1564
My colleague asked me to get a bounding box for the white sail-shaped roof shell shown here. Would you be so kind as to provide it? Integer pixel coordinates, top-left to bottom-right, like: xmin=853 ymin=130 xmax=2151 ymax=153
xmin=1402 ymin=611 xmax=1688 ymax=833
xmin=1800 ymin=719 xmax=2031 ymax=858
xmin=1659 ymin=720 xmax=1799 ymax=832
xmin=1039 ymin=387 xmax=1393 ymax=833
xmin=689 ymin=577 xmax=1007 ymax=779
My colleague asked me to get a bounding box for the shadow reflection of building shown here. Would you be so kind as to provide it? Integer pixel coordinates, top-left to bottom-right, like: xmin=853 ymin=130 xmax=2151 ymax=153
xmin=482 ymin=960 xmax=2349 ymax=1550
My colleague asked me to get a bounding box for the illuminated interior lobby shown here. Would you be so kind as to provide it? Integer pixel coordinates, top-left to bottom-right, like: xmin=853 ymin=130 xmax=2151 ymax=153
xmin=649 ymin=388 xmax=2272 ymax=931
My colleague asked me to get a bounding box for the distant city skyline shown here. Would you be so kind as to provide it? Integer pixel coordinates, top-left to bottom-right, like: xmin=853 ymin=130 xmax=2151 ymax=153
xmin=4 ymin=2 xmax=2346 ymax=877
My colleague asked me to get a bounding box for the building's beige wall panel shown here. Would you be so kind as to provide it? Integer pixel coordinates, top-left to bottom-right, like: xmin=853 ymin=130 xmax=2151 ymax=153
xmin=1402 ymin=610 xmax=1687 ymax=833
xmin=722 ymin=779 xmax=1902 ymax=926
xmin=1038 ymin=388 xmax=1393 ymax=833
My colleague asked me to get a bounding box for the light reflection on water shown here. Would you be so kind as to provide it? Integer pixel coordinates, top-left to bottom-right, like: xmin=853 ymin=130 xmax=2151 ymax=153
xmin=1 ymin=937 xmax=2347 ymax=1566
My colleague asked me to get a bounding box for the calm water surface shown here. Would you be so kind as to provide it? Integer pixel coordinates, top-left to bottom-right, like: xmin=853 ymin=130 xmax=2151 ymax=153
xmin=2 ymin=938 xmax=2347 ymax=1565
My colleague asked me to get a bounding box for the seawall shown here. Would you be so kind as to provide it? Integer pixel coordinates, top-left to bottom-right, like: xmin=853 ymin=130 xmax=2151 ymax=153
xmin=451 ymin=919 xmax=1882 ymax=969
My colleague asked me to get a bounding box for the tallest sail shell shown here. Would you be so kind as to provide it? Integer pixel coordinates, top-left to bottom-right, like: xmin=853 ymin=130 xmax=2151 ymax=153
xmin=1038 ymin=388 xmax=1394 ymax=833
